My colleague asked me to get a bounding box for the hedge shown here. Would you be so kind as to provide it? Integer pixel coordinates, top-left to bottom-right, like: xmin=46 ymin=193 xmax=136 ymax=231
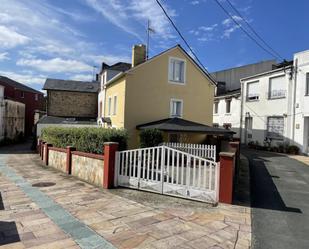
xmin=41 ymin=127 xmax=128 ymax=154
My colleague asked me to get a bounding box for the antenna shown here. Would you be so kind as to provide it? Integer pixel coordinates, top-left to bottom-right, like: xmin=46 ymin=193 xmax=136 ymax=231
xmin=146 ymin=19 xmax=155 ymax=60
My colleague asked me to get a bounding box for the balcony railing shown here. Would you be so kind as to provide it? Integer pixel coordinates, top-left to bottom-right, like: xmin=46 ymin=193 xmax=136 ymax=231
xmin=268 ymin=90 xmax=286 ymax=99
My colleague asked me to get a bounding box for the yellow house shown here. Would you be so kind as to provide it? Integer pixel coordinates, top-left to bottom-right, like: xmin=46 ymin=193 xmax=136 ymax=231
xmin=98 ymin=44 xmax=232 ymax=148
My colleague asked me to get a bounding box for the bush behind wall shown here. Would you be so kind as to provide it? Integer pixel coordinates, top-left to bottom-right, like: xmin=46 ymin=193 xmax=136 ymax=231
xmin=41 ymin=127 xmax=128 ymax=154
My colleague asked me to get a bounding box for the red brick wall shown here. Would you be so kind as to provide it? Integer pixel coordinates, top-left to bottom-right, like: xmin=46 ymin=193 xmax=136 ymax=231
xmin=0 ymin=81 xmax=44 ymax=136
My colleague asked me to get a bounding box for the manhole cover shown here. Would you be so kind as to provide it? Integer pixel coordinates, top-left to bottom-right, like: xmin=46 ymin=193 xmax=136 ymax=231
xmin=32 ymin=182 xmax=56 ymax=187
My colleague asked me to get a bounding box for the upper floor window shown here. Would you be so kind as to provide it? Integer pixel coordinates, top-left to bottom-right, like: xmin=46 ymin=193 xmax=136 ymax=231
xmin=107 ymin=97 xmax=112 ymax=116
xmin=214 ymin=102 xmax=218 ymax=114
xmin=225 ymin=99 xmax=231 ymax=113
xmin=305 ymin=73 xmax=309 ymax=95
xmin=35 ymin=94 xmax=38 ymax=101
xmin=246 ymin=81 xmax=259 ymax=101
xmin=168 ymin=57 xmax=186 ymax=84
xmin=213 ymin=123 xmax=219 ymax=128
xmin=170 ymin=99 xmax=183 ymax=118
xmin=267 ymin=116 xmax=284 ymax=140
xmin=21 ymin=91 xmax=25 ymax=98
xmin=269 ymin=76 xmax=286 ymax=99
xmin=223 ymin=123 xmax=232 ymax=130
xmin=113 ymin=95 xmax=117 ymax=115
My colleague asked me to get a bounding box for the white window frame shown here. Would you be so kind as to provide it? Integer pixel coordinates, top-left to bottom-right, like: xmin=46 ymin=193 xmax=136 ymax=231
xmin=225 ymin=99 xmax=231 ymax=114
xmin=246 ymin=80 xmax=259 ymax=101
xmin=305 ymin=73 xmax=309 ymax=96
xmin=268 ymin=75 xmax=286 ymax=99
xmin=113 ymin=95 xmax=117 ymax=115
xmin=170 ymin=98 xmax=183 ymax=118
xmin=107 ymin=96 xmax=112 ymax=116
xmin=214 ymin=101 xmax=219 ymax=114
xmin=168 ymin=57 xmax=186 ymax=85
xmin=267 ymin=116 xmax=284 ymax=140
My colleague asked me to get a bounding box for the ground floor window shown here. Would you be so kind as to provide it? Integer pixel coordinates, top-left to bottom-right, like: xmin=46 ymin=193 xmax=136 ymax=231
xmin=267 ymin=116 xmax=284 ymax=140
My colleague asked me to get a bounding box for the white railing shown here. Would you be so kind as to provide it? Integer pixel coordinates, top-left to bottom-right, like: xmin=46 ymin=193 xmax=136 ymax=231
xmin=116 ymin=145 xmax=219 ymax=203
xmin=162 ymin=142 xmax=216 ymax=161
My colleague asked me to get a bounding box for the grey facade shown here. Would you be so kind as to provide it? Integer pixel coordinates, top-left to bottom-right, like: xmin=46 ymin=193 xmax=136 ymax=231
xmin=211 ymin=60 xmax=276 ymax=91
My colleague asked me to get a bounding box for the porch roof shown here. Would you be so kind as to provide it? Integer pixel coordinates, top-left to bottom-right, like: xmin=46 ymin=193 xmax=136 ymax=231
xmin=136 ymin=118 xmax=235 ymax=135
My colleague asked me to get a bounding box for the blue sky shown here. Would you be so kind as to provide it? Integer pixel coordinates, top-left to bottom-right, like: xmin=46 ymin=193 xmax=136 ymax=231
xmin=0 ymin=0 xmax=308 ymax=92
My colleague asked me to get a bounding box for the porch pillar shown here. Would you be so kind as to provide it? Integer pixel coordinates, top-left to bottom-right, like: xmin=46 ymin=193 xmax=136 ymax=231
xmin=219 ymin=152 xmax=235 ymax=204
xmin=103 ymin=142 xmax=119 ymax=189
xmin=66 ymin=146 xmax=76 ymax=174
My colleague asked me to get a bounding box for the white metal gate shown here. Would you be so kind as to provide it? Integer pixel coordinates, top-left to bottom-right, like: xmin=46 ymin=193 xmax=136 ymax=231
xmin=115 ymin=146 xmax=219 ymax=204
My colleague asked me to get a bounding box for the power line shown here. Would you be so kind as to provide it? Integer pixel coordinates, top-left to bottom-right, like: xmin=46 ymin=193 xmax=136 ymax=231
xmin=155 ymin=0 xmax=216 ymax=84
xmin=213 ymin=0 xmax=282 ymax=60
xmin=225 ymin=0 xmax=284 ymax=61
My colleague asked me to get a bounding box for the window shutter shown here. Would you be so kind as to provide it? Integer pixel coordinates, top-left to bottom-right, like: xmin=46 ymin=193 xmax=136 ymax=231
xmin=269 ymin=76 xmax=285 ymax=98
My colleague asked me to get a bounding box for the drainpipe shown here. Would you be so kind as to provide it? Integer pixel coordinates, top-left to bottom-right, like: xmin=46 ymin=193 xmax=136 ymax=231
xmin=292 ymin=59 xmax=298 ymax=144
xmin=239 ymin=80 xmax=244 ymax=144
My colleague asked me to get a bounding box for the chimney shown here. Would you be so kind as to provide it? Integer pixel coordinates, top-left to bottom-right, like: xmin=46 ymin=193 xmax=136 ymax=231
xmin=132 ymin=44 xmax=146 ymax=67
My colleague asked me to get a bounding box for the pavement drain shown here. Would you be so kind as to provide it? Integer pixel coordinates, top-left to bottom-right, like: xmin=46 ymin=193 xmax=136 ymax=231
xmin=32 ymin=182 xmax=56 ymax=187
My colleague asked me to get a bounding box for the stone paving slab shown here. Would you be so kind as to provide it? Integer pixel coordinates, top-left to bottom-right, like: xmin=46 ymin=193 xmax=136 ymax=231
xmin=0 ymin=149 xmax=252 ymax=249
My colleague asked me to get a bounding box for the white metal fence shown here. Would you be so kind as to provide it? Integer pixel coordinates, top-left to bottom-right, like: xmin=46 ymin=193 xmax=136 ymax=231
xmin=115 ymin=145 xmax=219 ymax=204
xmin=162 ymin=142 xmax=216 ymax=161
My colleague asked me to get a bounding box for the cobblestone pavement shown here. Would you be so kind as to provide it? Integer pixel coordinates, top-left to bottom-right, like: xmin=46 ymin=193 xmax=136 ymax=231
xmin=0 ymin=145 xmax=251 ymax=249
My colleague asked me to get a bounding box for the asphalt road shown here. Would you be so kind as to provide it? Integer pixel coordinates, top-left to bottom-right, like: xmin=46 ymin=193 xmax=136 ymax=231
xmin=242 ymin=149 xmax=309 ymax=249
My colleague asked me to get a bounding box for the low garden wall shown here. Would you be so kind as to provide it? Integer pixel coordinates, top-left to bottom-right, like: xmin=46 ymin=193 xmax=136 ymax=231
xmin=49 ymin=148 xmax=67 ymax=173
xmin=71 ymin=152 xmax=104 ymax=187
xmin=39 ymin=141 xmax=113 ymax=187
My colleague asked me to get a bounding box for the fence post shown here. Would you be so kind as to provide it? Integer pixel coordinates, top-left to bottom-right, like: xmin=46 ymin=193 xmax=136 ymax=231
xmin=41 ymin=142 xmax=46 ymax=160
xmin=37 ymin=138 xmax=42 ymax=154
xmin=44 ymin=143 xmax=52 ymax=166
xmin=66 ymin=146 xmax=76 ymax=174
xmin=103 ymin=142 xmax=119 ymax=189
xmin=219 ymin=152 xmax=235 ymax=204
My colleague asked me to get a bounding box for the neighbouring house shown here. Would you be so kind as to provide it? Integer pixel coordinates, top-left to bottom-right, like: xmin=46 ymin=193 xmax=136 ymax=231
xmin=0 ymin=84 xmax=25 ymax=141
xmin=0 ymin=76 xmax=44 ymax=136
xmin=37 ymin=79 xmax=99 ymax=136
xmin=98 ymin=44 xmax=233 ymax=148
xmin=239 ymin=52 xmax=309 ymax=154
xmin=213 ymin=89 xmax=241 ymax=137
xmin=212 ymin=60 xmax=277 ymax=139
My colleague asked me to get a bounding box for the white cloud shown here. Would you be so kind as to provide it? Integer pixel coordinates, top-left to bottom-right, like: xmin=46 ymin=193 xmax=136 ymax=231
xmin=84 ymin=54 xmax=131 ymax=65
xmin=0 ymin=26 xmax=30 ymax=49
xmin=84 ymin=0 xmax=176 ymax=40
xmin=199 ymin=24 xmax=218 ymax=32
xmin=190 ymin=1 xmax=200 ymax=5
xmin=0 ymin=70 xmax=46 ymax=86
xmin=17 ymin=58 xmax=92 ymax=73
xmin=221 ymin=15 xmax=242 ymax=38
xmin=70 ymin=74 xmax=93 ymax=81
xmin=0 ymin=52 xmax=10 ymax=61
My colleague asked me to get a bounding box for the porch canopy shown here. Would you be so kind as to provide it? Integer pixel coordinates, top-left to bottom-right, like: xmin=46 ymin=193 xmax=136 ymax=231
xmin=136 ymin=117 xmax=235 ymax=136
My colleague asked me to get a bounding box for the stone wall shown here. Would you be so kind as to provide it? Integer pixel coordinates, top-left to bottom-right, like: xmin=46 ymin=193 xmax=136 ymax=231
xmin=71 ymin=154 xmax=104 ymax=187
xmin=49 ymin=150 xmax=67 ymax=173
xmin=47 ymin=90 xmax=97 ymax=117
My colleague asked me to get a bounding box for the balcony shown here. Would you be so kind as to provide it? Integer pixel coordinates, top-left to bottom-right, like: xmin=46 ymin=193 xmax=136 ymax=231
xmin=268 ymin=90 xmax=286 ymax=99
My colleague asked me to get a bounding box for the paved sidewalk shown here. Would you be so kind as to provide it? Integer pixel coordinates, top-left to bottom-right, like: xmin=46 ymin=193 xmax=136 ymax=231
xmin=0 ymin=145 xmax=251 ymax=249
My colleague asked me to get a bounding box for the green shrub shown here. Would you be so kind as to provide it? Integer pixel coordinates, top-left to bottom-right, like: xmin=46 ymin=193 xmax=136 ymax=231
xmin=139 ymin=129 xmax=163 ymax=148
xmin=287 ymin=145 xmax=300 ymax=155
xmin=41 ymin=127 xmax=128 ymax=154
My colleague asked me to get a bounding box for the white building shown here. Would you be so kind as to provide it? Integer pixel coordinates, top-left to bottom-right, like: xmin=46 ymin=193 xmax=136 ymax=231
xmin=240 ymin=50 xmax=309 ymax=154
xmin=240 ymin=63 xmax=293 ymax=147
xmin=213 ymin=89 xmax=241 ymax=138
